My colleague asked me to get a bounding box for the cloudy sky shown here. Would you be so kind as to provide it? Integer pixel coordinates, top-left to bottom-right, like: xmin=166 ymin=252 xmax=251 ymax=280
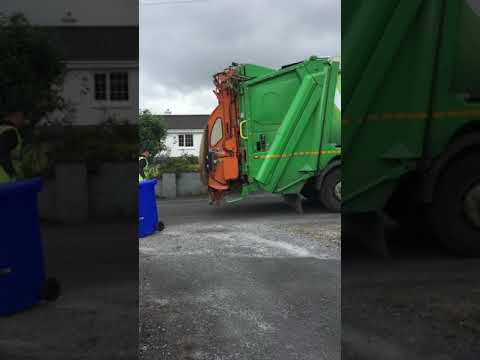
xmin=140 ymin=0 xmax=340 ymax=115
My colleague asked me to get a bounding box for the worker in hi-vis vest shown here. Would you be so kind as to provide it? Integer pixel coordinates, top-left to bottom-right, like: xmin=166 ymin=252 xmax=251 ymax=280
xmin=138 ymin=151 xmax=149 ymax=182
xmin=0 ymin=112 xmax=26 ymax=184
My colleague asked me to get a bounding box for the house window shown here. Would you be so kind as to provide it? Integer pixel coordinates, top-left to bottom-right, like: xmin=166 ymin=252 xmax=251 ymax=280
xmin=178 ymin=134 xmax=194 ymax=147
xmin=94 ymin=71 xmax=129 ymax=101
xmin=110 ymin=72 xmax=129 ymax=101
xmin=94 ymin=74 xmax=107 ymax=100
xmin=185 ymin=134 xmax=194 ymax=147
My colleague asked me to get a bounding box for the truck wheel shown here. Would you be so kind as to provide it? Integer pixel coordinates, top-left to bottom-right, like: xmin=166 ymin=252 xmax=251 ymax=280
xmin=320 ymin=168 xmax=341 ymax=212
xmin=430 ymin=152 xmax=480 ymax=256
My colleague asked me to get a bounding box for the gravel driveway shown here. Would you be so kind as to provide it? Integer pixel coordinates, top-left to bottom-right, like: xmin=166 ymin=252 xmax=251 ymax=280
xmin=140 ymin=195 xmax=341 ymax=360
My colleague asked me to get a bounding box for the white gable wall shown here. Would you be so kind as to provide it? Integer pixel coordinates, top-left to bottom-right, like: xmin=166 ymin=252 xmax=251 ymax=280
xmin=55 ymin=62 xmax=139 ymax=125
xmin=164 ymin=129 xmax=204 ymax=158
xmin=2 ymin=2 xmax=139 ymax=126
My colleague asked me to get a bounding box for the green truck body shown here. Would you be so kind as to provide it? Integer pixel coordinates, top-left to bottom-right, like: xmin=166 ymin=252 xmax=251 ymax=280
xmin=204 ymin=57 xmax=342 ymax=211
xmin=343 ymin=0 xmax=480 ymax=254
xmin=238 ymin=57 xmax=341 ymax=197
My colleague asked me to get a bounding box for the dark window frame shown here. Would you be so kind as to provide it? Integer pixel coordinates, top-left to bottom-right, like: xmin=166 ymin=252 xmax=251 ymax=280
xmin=178 ymin=134 xmax=194 ymax=148
xmin=184 ymin=134 xmax=194 ymax=147
xmin=178 ymin=134 xmax=185 ymax=147
xmin=93 ymin=71 xmax=130 ymax=102
xmin=94 ymin=73 xmax=107 ymax=101
xmin=110 ymin=72 xmax=129 ymax=101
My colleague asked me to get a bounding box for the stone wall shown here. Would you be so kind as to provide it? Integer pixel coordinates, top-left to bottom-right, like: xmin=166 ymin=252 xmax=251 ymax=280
xmin=158 ymin=172 xmax=207 ymax=199
xmin=38 ymin=166 xmax=206 ymax=223
xmin=38 ymin=162 xmax=137 ymax=223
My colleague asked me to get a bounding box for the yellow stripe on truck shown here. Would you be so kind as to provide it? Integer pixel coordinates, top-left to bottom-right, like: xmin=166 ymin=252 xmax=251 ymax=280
xmin=253 ymin=149 xmax=341 ymax=159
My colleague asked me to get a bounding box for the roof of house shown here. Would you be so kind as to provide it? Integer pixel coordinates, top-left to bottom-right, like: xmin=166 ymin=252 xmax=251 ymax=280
xmin=43 ymin=26 xmax=138 ymax=61
xmin=161 ymin=115 xmax=209 ymax=130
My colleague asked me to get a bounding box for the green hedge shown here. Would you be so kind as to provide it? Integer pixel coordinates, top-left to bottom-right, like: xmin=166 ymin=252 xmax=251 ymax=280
xmin=49 ymin=123 xmax=138 ymax=162
xmin=19 ymin=122 xmax=137 ymax=179
xmin=145 ymin=155 xmax=199 ymax=179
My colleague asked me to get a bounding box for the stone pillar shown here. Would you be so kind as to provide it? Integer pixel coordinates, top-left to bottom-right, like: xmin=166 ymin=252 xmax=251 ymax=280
xmin=90 ymin=162 xmax=137 ymax=219
xmin=55 ymin=163 xmax=89 ymax=223
xmin=161 ymin=173 xmax=176 ymax=199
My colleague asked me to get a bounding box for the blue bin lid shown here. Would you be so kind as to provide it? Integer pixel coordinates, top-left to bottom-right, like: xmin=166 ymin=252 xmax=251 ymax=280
xmin=0 ymin=178 xmax=42 ymax=198
xmin=139 ymin=179 xmax=157 ymax=189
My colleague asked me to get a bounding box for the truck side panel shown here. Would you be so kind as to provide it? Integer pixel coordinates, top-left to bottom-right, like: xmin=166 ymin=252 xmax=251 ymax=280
xmin=240 ymin=59 xmax=340 ymax=195
xmin=343 ymin=0 xmax=480 ymax=212
xmin=430 ymin=0 xmax=480 ymax=156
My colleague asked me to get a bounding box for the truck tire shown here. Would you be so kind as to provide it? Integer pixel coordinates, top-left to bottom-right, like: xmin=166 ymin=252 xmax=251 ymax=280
xmin=320 ymin=167 xmax=341 ymax=212
xmin=429 ymin=152 xmax=480 ymax=256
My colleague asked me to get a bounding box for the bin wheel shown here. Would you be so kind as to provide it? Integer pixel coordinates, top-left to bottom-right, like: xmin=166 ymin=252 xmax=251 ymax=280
xmin=157 ymin=221 xmax=165 ymax=232
xmin=40 ymin=277 xmax=61 ymax=302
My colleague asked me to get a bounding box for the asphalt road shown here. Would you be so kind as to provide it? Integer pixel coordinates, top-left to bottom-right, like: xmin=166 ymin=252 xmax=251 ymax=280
xmin=342 ymin=233 xmax=480 ymax=360
xmin=140 ymin=194 xmax=341 ymax=360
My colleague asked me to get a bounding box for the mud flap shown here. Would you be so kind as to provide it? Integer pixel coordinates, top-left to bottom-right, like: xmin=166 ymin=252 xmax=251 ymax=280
xmin=198 ymin=125 xmax=209 ymax=186
xmin=343 ymin=212 xmax=391 ymax=258
xmin=283 ymin=194 xmax=304 ymax=214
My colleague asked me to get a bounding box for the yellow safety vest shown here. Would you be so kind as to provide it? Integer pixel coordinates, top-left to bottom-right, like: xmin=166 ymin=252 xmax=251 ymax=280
xmin=139 ymin=156 xmax=148 ymax=182
xmin=0 ymin=125 xmax=23 ymax=183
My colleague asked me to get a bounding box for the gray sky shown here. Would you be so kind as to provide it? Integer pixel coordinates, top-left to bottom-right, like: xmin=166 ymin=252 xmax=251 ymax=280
xmin=140 ymin=0 xmax=340 ymax=115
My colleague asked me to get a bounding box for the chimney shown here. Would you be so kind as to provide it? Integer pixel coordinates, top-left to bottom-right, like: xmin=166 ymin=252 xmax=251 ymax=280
xmin=61 ymin=11 xmax=78 ymax=24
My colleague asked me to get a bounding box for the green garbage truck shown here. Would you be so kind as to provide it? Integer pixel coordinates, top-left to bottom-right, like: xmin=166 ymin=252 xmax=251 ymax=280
xmin=343 ymin=0 xmax=480 ymax=255
xmin=200 ymin=56 xmax=341 ymax=212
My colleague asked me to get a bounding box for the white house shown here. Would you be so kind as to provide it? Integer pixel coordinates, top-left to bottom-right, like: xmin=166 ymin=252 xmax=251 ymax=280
xmin=162 ymin=115 xmax=208 ymax=157
xmin=47 ymin=26 xmax=139 ymax=125
xmin=2 ymin=0 xmax=138 ymax=125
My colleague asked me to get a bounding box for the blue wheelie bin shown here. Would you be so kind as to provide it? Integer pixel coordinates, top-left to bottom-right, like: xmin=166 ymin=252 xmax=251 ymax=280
xmin=139 ymin=179 xmax=164 ymax=238
xmin=0 ymin=179 xmax=59 ymax=316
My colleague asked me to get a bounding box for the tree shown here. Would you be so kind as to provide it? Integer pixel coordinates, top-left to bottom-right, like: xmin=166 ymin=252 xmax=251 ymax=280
xmin=139 ymin=109 xmax=167 ymax=156
xmin=0 ymin=13 xmax=66 ymax=125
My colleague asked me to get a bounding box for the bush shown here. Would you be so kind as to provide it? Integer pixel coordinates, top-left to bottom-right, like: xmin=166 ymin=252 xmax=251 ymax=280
xmin=22 ymin=117 xmax=138 ymax=179
xmin=0 ymin=13 xmax=66 ymax=124
xmin=145 ymin=155 xmax=199 ymax=179
xmin=54 ymin=121 xmax=138 ymax=162
xmin=139 ymin=109 xmax=167 ymax=155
